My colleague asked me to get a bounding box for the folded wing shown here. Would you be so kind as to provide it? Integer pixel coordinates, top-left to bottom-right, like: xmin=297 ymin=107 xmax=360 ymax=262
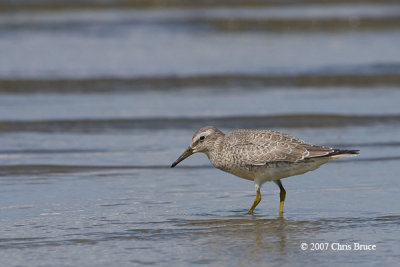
xmin=226 ymin=129 xmax=334 ymax=166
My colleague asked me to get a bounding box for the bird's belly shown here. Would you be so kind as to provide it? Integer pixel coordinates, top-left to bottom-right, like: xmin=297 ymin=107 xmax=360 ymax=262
xmin=256 ymin=159 xmax=331 ymax=183
xmin=218 ymin=158 xmax=331 ymax=183
xmin=219 ymin=166 xmax=256 ymax=181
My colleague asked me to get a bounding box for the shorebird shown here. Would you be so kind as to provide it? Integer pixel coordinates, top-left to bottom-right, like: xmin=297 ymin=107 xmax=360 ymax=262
xmin=171 ymin=126 xmax=358 ymax=215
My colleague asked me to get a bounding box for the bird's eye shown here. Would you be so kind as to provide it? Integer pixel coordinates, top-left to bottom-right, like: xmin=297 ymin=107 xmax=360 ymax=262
xmin=199 ymin=136 xmax=205 ymax=141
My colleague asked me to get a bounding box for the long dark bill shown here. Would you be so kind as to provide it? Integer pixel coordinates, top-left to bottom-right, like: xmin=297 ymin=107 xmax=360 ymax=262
xmin=171 ymin=147 xmax=193 ymax=168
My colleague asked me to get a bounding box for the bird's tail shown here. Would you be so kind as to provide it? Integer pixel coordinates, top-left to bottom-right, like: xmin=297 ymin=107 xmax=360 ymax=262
xmin=329 ymin=149 xmax=359 ymax=158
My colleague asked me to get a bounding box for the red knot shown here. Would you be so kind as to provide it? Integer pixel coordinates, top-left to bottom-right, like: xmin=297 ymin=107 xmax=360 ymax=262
xmin=171 ymin=126 xmax=359 ymax=215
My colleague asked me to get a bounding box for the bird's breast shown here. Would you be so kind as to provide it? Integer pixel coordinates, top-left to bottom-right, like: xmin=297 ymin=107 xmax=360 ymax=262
xmin=207 ymin=152 xmax=255 ymax=181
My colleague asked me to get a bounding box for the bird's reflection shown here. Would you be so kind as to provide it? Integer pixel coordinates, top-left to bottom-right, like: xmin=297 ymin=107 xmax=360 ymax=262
xmin=178 ymin=214 xmax=399 ymax=262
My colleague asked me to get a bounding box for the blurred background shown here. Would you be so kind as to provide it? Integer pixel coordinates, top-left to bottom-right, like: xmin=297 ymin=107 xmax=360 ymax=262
xmin=1 ymin=0 xmax=400 ymax=266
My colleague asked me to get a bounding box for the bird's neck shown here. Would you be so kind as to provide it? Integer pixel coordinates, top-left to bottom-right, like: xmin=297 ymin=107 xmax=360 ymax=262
xmin=205 ymin=136 xmax=225 ymax=167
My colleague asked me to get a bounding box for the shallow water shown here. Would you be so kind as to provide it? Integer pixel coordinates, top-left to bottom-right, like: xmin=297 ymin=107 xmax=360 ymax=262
xmin=1 ymin=1 xmax=400 ymax=266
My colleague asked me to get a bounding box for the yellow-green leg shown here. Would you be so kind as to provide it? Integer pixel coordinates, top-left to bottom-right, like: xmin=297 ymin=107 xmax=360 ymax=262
xmin=274 ymin=180 xmax=286 ymax=216
xmin=248 ymin=187 xmax=261 ymax=215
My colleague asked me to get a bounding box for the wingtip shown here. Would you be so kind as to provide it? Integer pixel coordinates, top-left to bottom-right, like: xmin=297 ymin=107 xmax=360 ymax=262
xmin=330 ymin=149 xmax=360 ymax=158
xmin=345 ymin=149 xmax=360 ymax=155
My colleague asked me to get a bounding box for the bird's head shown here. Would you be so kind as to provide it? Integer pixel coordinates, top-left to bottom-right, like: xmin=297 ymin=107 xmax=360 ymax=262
xmin=171 ymin=126 xmax=224 ymax=168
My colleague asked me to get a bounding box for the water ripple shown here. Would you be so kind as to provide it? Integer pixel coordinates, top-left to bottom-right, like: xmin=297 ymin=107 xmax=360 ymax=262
xmin=2 ymin=68 xmax=400 ymax=93
xmin=0 ymin=114 xmax=399 ymax=133
xmin=1 ymin=215 xmax=398 ymax=249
